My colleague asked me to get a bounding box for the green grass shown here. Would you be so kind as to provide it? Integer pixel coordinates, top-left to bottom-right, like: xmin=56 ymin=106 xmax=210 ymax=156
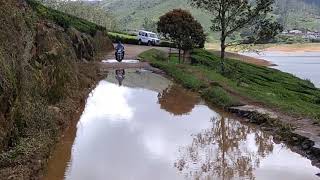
xmin=26 ymin=0 xmax=106 ymax=35
xmin=139 ymin=49 xmax=320 ymax=121
xmin=202 ymin=86 xmax=242 ymax=108
xmin=140 ymin=50 xmax=204 ymax=90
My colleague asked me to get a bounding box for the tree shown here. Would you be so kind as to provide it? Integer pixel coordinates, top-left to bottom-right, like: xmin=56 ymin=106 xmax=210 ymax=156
xmin=158 ymin=85 xmax=199 ymax=115
xmin=175 ymin=116 xmax=274 ymax=179
xmin=157 ymin=9 xmax=206 ymax=63
xmin=190 ymin=0 xmax=282 ymax=72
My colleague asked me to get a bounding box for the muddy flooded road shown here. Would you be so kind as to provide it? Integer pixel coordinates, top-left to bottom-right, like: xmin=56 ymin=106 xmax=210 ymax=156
xmin=45 ymin=69 xmax=320 ymax=180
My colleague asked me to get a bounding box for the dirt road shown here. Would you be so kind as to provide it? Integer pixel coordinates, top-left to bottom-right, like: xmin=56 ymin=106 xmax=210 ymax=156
xmin=103 ymin=44 xmax=175 ymax=60
xmin=102 ymin=44 xmax=272 ymax=68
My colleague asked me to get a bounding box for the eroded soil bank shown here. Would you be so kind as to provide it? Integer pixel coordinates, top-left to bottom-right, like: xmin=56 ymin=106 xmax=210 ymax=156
xmin=45 ymin=69 xmax=320 ymax=180
xmin=0 ymin=0 xmax=113 ymax=178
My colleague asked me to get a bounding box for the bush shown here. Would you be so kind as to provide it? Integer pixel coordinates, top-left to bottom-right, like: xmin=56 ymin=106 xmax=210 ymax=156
xmin=159 ymin=41 xmax=176 ymax=48
xmin=107 ymin=32 xmax=139 ymax=44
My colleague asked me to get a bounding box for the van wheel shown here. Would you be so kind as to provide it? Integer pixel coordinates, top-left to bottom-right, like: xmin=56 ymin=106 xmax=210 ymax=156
xmin=147 ymin=41 xmax=152 ymax=46
xmin=138 ymin=40 xmax=142 ymax=45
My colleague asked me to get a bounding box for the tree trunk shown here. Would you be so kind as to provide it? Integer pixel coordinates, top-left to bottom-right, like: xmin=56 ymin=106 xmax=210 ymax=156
xmin=220 ymin=37 xmax=226 ymax=73
xmin=182 ymin=50 xmax=185 ymax=63
xmin=221 ymin=117 xmax=226 ymax=180
xmin=178 ymin=48 xmax=181 ymax=63
xmin=220 ymin=4 xmax=226 ymax=74
xmin=168 ymin=47 xmax=171 ymax=63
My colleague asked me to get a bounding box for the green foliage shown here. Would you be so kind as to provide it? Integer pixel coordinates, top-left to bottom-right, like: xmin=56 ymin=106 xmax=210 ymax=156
xmin=107 ymin=32 xmax=176 ymax=47
xmin=98 ymin=0 xmax=213 ymax=32
xmin=139 ymin=48 xmax=320 ymax=121
xmin=27 ymin=0 xmax=106 ymax=35
xmin=274 ymin=0 xmax=320 ymax=31
xmin=100 ymin=0 xmax=320 ymax=33
xmin=193 ymin=49 xmax=320 ymax=120
xmin=107 ymin=32 xmax=139 ymax=44
xmin=139 ymin=49 xmax=204 ymax=89
xmin=275 ymin=34 xmax=309 ymax=44
xmin=190 ymin=0 xmax=282 ymax=67
xmin=159 ymin=41 xmax=176 ymax=48
xmin=142 ymin=17 xmax=158 ymax=32
xmin=40 ymin=0 xmax=117 ymax=31
xmin=158 ymin=9 xmax=206 ymax=51
xmin=202 ymin=86 xmax=241 ymax=108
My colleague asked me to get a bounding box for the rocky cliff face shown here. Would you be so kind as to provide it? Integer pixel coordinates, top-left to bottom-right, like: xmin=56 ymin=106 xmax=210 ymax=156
xmin=0 ymin=0 xmax=113 ymax=178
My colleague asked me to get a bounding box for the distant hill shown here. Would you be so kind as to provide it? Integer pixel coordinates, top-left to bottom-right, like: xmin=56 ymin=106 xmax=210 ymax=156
xmin=96 ymin=0 xmax=320 ymax=32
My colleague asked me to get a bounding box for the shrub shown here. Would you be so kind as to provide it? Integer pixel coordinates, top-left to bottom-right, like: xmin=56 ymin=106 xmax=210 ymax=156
xmin=159 ymin=41 xmax=176 ymax=48
xmin=107 ymin=32 xmax=139 ymax=44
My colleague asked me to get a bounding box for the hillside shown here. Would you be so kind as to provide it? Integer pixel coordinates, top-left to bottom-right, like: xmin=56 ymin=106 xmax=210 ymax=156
xmin=0 ymin=0 xmax=113 ymax=178
xmin=98 ymin=0 xmax=320 ymax=32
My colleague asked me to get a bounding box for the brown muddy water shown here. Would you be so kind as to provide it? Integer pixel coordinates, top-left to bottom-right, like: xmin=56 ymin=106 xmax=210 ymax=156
xmin=45 ymin=69 xmax=320 ymax=180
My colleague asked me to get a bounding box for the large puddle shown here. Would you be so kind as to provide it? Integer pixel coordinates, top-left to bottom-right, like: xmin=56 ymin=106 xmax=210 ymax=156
xmin=242 ymin=52 xmax=320 ymax=88
xmin=45 ymin=69 xmax=320 ymax=180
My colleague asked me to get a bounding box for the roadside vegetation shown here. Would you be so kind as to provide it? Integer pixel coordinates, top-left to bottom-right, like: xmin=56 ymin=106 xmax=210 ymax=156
xmin=38 ymin=0 xmax=117 ymax=31
xmin=108 ymin=31 xmax=175 ymax=48
xmin=190 ymin=0 xmax=283 ymax=72
xmin=157 ymin=9 xmax=206 ymax=62
xmin=107 ymin=32 xmax=139 ymax=44
xmin=0 ymin=0 xmax=113 ymax=178
xmin=139 ymin=49 xmax=320 ymax=121
xmin=27 ymin=0 xmax=106 ymax=35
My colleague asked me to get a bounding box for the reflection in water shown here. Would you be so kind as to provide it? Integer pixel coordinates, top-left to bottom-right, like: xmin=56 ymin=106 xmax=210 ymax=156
xmin=45 ymin=70 xmax=320 ymax=180
xmin=158 ymin=85 xmax=200 ymax=115
xmin=176 ymin=117 xmax=274 ymax=180
xmin=115 ymin=69 xmax=126 ymax=86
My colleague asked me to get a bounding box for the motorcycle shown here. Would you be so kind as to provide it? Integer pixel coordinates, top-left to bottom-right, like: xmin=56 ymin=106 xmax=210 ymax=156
xmin=115 ymin=49 xmax=124 ymax=62
xmin=115 ymin=69 xmax=125 ymax=86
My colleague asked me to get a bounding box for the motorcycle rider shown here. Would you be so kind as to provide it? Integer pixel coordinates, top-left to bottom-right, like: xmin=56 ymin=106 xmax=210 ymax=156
xmin=115 ymin=40 xmax=125 ymax=59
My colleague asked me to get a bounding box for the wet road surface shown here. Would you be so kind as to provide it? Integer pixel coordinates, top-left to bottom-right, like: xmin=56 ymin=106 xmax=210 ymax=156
xmin=45 ymin=69 xmax=320 ymax=180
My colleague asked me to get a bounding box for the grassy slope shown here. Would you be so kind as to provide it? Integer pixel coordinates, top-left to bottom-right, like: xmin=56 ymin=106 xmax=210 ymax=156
xmin=101 ymin=0 xmax=320 ymax=32
xmin=139 ymin=49 xmax=320 ymax=121
xmin=100 ymin=0 xmax=211 ymax=31
xmin=27 ymin=0 xmax=106 ymax=35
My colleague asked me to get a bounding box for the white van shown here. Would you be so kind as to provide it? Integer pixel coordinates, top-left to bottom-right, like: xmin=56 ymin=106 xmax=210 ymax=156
xmin=137 ymin=30 xmax=160 ymax=46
